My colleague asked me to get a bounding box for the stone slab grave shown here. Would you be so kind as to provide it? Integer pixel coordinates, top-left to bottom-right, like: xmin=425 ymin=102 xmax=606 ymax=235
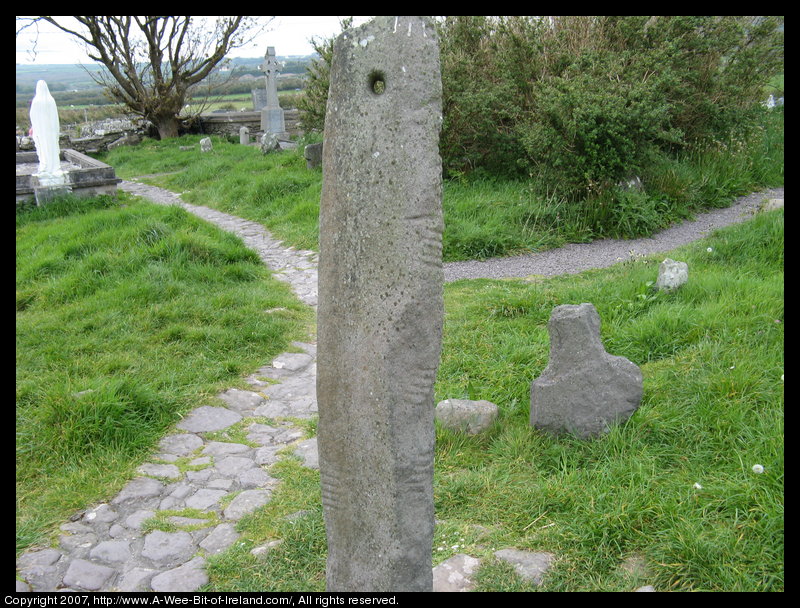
xmin=316 ymin=16 xmax=444 ymax=592
xmin=530 ymin=303 xmax=643 ymax=439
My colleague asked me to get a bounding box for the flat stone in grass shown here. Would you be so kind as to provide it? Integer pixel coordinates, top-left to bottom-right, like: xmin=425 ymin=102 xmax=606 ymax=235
xmin=202 ymin=441 xmax=252 ymax=457
xmin=89 ymin=540 xmax=131 ymax=564
xmin=117 ymin=567 xmax=157 ymax=592
xmin=112 ymin=477 xmax=165 ymax=505
xmin=199 ymin=523 xmax=240 ymax=555
xmin=184 ymin=488 xmax=228 ymax=510
xmin=238 ymin=467 xmax=276 ymax=489
xmin=214 ymin=455 xmax=256 ymax=477
xmin=223 ymin=489 xmax=272 ymax=520
xmin=293 ymin=438 xmax=319 ymax=469
xmin=218 ymin=388 xmax=266 ymax=414
xmin=159 ymin=433 xmax=204 ymax=456
xmin=435 ymin=399 xmax=498 ymax=435
xmin=138 ymin=463 xmax=182 ymax=479
xmin=177 ymin=406 xmax=242 ymax=433
xmin=62 ymin=558 xmax=116 ymax=591
xmin=432 ymin=554 xmax=482 ymax=592
xmin=271 ymin=352 xmax=314 ymax=372
xmin=141 ymin=530 xmax=195 ymax=567
xmin=150 ymin=556 xmax=208 ymax=592
xmin=493 ymin=548 xmax=554 ymax=585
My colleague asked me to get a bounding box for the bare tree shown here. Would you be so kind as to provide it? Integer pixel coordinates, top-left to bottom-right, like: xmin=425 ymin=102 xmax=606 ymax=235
xmin=20 ymin=16 xmax=271 ymax=138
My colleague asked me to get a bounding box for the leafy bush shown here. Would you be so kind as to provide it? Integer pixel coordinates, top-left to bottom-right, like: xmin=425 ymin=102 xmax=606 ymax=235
xmin=439 ymin=16 xmax=784 ymax=198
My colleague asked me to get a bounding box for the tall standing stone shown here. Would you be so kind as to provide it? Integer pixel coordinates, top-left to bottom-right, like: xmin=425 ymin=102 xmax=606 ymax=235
xmin=317 ymin=16 xmax=443 ymax=592
xmin=259 ymin=47 xmax=286 ymax=136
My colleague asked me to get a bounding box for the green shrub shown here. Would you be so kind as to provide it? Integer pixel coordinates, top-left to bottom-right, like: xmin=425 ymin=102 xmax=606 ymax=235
xmin=438 ymin=16 xmax=784 ymax=197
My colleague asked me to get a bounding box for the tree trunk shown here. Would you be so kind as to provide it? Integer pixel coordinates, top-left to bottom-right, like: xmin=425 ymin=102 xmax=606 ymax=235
xmin=154 ymin=115 xmax=180 ymax=139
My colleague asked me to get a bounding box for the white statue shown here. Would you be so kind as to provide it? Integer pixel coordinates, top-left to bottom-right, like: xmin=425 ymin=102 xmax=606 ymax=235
xmin=29 ymin=80 xmax=66 ymax=186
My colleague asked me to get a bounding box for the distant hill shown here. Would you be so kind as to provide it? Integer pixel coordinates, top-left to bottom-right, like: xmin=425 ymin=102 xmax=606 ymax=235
xmin=16 ymin=56 xmax=314 ymax=110
xmin=16 ymin=55 xmax=313 ymax=94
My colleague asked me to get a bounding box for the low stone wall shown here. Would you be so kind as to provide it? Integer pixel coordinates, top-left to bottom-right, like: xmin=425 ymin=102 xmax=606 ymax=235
xmin=198 ymin=109 xmax=302 ymax=139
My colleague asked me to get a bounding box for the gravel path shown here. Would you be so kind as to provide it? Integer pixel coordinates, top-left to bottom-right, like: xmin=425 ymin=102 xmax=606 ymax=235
xmin=444 ymin=187 xmax=784 ymax=282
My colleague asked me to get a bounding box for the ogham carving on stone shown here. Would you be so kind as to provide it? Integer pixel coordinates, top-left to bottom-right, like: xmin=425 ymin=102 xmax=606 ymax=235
xmin=316 ymin=16 xmax=443 ymax=592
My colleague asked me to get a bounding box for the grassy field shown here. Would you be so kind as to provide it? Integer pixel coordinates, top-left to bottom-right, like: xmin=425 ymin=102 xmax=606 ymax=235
xmin=201 ymin=209 xmax=783 ymax=592
xmin=16 ymin=195 xmax=313 ymax=554
xmin=17 ymin=108 xmax=782 ymax=591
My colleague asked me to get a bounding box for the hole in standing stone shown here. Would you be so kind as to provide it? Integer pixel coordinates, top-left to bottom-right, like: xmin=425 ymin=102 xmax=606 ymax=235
xmin=369 ymin=70 xmax=386 ymax=95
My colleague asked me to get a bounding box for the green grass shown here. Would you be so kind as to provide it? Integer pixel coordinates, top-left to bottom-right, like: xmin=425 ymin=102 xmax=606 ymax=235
xmin=18 ymin=108 xmax=782 ymax=590
xmin=16 ymin=193 xmax=313 ymax=554
xmin=99 ymin=108 xmax=782 ymax=263
xmin=200 ymin=209 xmax=782 ymax=592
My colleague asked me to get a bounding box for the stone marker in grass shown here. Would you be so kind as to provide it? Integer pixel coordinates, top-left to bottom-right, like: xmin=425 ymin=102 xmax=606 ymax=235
xmin=531 ymin=303 xmax=643 ymax=439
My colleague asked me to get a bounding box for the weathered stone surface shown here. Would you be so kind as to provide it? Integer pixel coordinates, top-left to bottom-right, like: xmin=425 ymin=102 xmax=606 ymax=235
xmin=176 ymin=406 xmax=242 ymax=433
xmin=112 ymin=477 xmax=164 ymax=505
xmin=184 ymin=488 xmax=228 ymax=510
xmin=89 ymin=540 xmax=131 ymax=564
xmin=214 ymin=456 xmax=256 ymax=477
xmin=293 ymin=438 xmax=319 ymax=469
xmin=237 ymin=467 xmax=275 ymax=489
xmin=217 ymin=388 xmax=265 ymax=415
xmin=159 ymin=433 xmax=204 ymax=456
xmin=199 ymin=524 xmax=240 ymax=555
xmin=117 ymin=567 xmax=156 ymax=592
xmin=304 ymin=142 xmax=323 ymax=169
xmin=432 ymin=554 xmax=482 ymax=592
xmin=141 ymin=531 xmax=195 ymax=567
xmin=435 ymin=399 xmax=499 ymax=434
xmin=202 ymin=441 xmax=252 ymax=457
xmin=200 ymin=137 xmax=212 ymax=152
xmin=84 ymin=504 xmax=118 ymax=523
xmin=223 ymin=489 xmax=272 ymax=520
xmin=62 ymin=558 xmax=115 ymax=591
xmin=137 ymin=463 xmax=181 ymax=479
xmin=260 ymin=132 xmax=280 ymax=154
xmin=493 ymin=548 xmax=554 ymax=585
xmin=530 ymin=303 xmax=643 ymax=439
xmin=150 ymin=557 xmax=208 ymax=592
xmin=656 ymin=258 xmax=688 ymax=292
xmin=317 ymin=15 xmax=443 ymax=592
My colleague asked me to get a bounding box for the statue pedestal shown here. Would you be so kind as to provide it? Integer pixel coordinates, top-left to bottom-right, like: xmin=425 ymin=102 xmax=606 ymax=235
xmin=33 ymin=184 xmax=72 ymax=206
xmin=32 ymin=171 xmax=71 ymax=205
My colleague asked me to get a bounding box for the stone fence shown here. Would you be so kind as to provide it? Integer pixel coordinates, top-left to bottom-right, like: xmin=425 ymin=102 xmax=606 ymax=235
xmin=15 ymin=109 xmax=304 ymax=155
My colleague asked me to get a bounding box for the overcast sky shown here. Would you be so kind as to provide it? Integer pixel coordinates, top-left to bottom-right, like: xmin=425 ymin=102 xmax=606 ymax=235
xmin=16 ymin=16 xmax=373 ymax=65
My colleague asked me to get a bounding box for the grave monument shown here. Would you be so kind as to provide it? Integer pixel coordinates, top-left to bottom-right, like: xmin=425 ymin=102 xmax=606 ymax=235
xmin=259 ymin=47 xmax=286 ymax=137
xmin=29 ymin=80 xmax=70 ymax=201
xmin=530 ymin=303 xmax=643 ymax=439
xmin=316 ymin=16 xmax=444 ymax=592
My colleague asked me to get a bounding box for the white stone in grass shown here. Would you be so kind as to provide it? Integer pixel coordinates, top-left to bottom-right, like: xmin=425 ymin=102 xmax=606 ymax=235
xmin=656 ymin=258 xmax=688 ymax=292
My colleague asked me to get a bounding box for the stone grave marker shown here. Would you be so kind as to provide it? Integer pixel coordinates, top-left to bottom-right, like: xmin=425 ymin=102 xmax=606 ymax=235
xmin=316 ymin=16 xmax=444 ymax=592
xmin=259 ymin=47 xmax=286 ymax=136
xmin=530 ymin=303 xmax=643 ymax=439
